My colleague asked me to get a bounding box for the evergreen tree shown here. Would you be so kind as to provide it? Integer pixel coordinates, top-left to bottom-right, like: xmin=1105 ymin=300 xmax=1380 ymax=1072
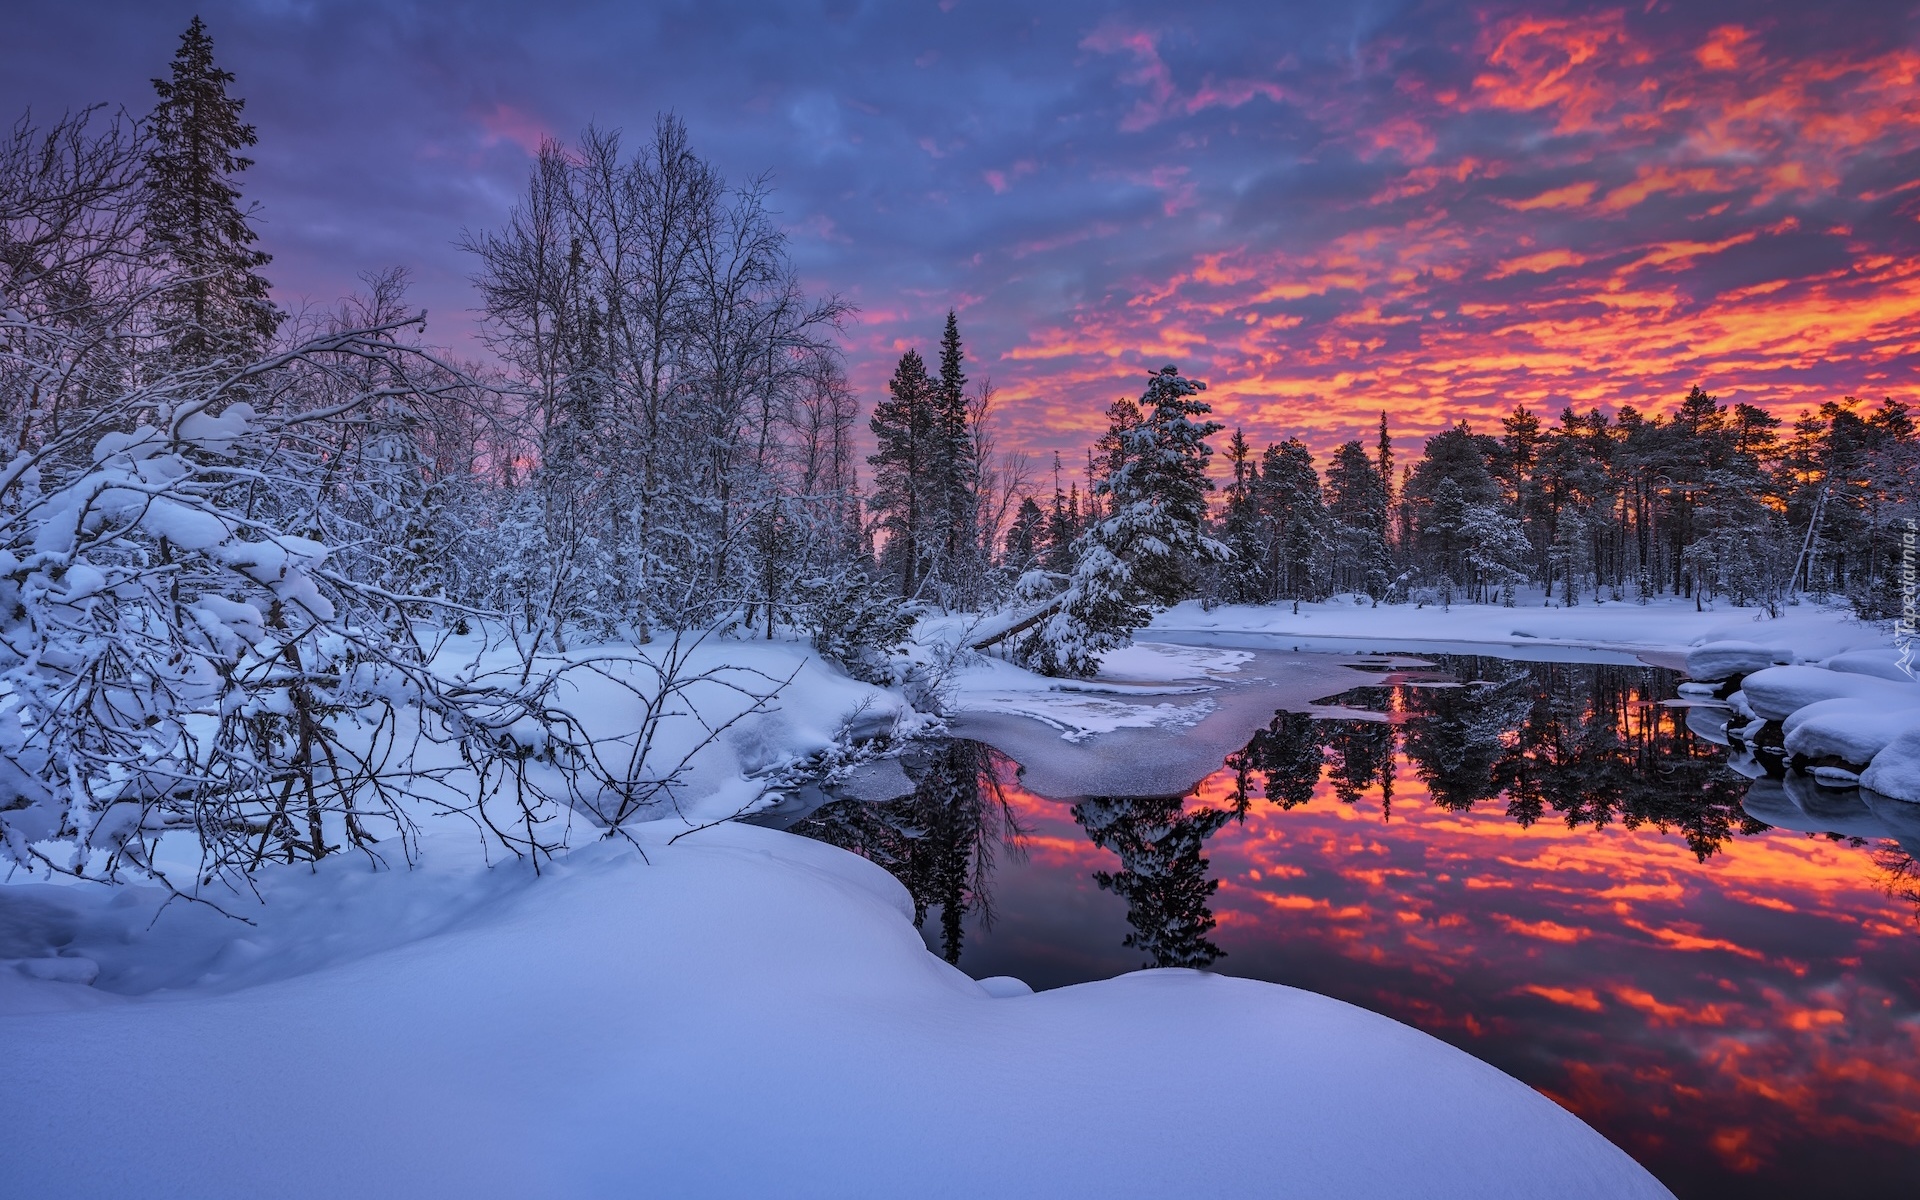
xmin=144 ymin=16 xmax=279 ymax=365
xmin=931 ymin=310 xmax=980 ymax=600
xmin=1258 ymin=437 xmax=1328 ymax=603
xmin=1501 ymin=404 xmax=1541 ymax=500
xmin=868 ymin=349 xmax=937 ymax=596
xmin=1325 ymin=439 xmax=1392 ymax=597
xmin=1219 ymin=428 xmax=1268 ymax=602
xmin=1409 ymin=422 xmax=1498 ymax=588
xmin=1110 ymin=365 xmax=1224 ymax=604
xmin=1376 ymin=410 xmax=1395 ymax=509
xmin=1045 ymin=480 xmax=1083 ymax=573
xmin=1018 ymin=366 xmax=1223 ymax=676
xmin=1004 ymin=495 xmax=1045 ymax=574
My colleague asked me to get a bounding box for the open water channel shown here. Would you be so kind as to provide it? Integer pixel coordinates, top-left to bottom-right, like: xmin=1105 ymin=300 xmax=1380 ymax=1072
xmin=761 ymin=647 xmax=1920 ymax=1199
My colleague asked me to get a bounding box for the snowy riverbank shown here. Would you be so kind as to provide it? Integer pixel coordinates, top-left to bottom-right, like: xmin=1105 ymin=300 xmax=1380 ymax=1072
xmin=1 ymin=817 xmax=1673 ymax=1199
xmin=1149 ymin=592 xmax=1889 ymax=663
xmin=36 ymin=596 xmax=1906 ymax=1197
xmin=0 ymin=614 xmax=1701 ymax=1197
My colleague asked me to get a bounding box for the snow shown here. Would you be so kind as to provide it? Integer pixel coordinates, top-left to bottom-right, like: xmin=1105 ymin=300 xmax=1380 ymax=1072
xmin=1684 ymin=640 xmax=1794 ymax=681
xmin=1862 ymin=727 xmax=1920 ymax=803
xmin=22 ymin=588 xmax=1911 ymax=1197
xmin=1781 ymin=698 xmax=1920 ymax=767
xmin=1150 ymin=592 xmax=1883 ymax=661
xmin=1087 ymin=639 xmax=1252 ymax=683
xmin=1824 ymin=647 xmax=1915 ymax=682
xmin=942 ymin=639 xmax=1239 ymax=743
xmin=1737 ymin=664 xmax=1920 ymax=722
xmin=0 ymin=819 xmax=1671 ymax=1199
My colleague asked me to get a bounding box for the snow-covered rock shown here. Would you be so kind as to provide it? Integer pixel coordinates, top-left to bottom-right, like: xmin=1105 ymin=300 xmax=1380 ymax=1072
xmin=1737 ymin=665 xmax=1920 ymax=722
xmin=1863 ymin=727 xmax=1920 ymax=803
xmin=1685 ymin=640 xmax=1793 ymax=682
xmin=1824 ymin=647 xmax=1915 ymax=682
xmin=1781 ymin=698 xmax=1920 ymax=768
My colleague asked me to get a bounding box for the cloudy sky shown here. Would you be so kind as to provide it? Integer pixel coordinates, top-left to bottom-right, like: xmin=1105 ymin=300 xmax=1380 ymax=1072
xmin=7 ymin=0 xmax=1919 ymax=468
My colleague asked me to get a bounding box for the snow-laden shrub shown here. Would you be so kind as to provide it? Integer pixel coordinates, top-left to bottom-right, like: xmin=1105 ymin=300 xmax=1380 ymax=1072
xmin=799 ymin=563 xmax=914 ymax=685
xmin=0 ymin=326 xmax=581 ymax=891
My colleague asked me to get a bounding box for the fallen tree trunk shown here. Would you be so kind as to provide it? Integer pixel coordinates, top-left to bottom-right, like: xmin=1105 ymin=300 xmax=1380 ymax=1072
xmin=969 ymin=600 xmax=1063 ymax=651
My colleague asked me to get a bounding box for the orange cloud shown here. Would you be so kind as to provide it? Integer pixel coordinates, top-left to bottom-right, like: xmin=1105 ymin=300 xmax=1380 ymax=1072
xmin=1505 ymin=181 xmax=1599 ymax=210
xmin=1695 ymin=25 xmax=1756 ymax=72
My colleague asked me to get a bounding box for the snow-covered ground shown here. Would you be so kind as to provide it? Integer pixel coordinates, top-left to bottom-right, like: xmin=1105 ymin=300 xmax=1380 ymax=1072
xmin=1150 ymin=591 xmax=1889 ymax=663
xmin=41 ymin=596 xmax=1908 ymax=1197
xmin=2 ymin=817 xmax=1670 ymax=1199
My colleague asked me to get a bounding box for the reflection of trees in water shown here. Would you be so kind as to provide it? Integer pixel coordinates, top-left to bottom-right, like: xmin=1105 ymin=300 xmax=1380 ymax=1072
xmin=791 ymin=741 xmax=1025 ymax=963
xmin=789 ymin=659 xmax=1778 ymax=973
xmin=1225 ymin=711 xmax=1326 ymax=812
xmin=1071 ymin=794 xmax=1235 ymax=969
xmin=1298 ymin=657 xmax=1760 ymax=860
xmin=1876 ymin=845 xmax=1920 ymax=918
xmin=1484 ymin=659 xmax=1762 ymax=861
xmin=1327 ymin=720 xmax=1396 ymax=813
xmin=1402 ymin=669 xmax=1534 ymax=811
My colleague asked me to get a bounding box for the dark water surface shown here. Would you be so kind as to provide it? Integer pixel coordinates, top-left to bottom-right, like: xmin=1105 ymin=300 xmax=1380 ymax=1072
xmin=786 ymin=655 xmax=1920 ymax=1199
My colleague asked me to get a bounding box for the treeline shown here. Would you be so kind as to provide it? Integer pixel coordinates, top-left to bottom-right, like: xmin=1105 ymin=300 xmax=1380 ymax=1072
xmin=969 ymin=380 xmax=1920 ymax=639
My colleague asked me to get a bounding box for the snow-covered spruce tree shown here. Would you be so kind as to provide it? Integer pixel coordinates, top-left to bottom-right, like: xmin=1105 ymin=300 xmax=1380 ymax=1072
xmin=1018 ymin=365 xmax=1224 ymax=677
xmin=143 ymin=17 xmax=280 ymax=367
xmin=1002 ymin=495 xmax=1044 ymax=576
xmin=1258 ymin=437 xmax=1329 ymax=604
xmin=1217 ymin=428 xmax=1269 ymax=603
xmin=868 ymin=348 xmax=937 ymax=598
xmin=1462 ymin=502 xmax=1531 ymax=605
xmin=1684 ymin=462 xmax=1791 ymax=612
xmin=1325 ymin=439 xmax=1392 ymax=598
xmin=931 ymin=310 xmax=981 ymax=605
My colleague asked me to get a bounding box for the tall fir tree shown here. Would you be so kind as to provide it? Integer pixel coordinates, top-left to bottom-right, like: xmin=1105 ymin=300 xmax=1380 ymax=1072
xmin=1004 ymin=495 xmax=1045 ymax=575
xmin=1219 ymin=428 xmax=1268 ymax=602
xmin=1258 ymin=437 xmax=1328 ymax=603
xmin=1326 ymin=439 xmax=1392 ymax=597
xmin=1376 ymin=411 xmax=1396 ymax=512
xmin=868 ymin=349 xmax=937 ymax=596
xmin=144 ymin=16 xmax=280 ymax=366
xmin=931 ymin=310 xmax=980 ymax=600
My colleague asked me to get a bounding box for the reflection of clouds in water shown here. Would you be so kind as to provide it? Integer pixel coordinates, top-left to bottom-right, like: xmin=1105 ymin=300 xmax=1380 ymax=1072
xmin=789 ymin=654 xmax=1920 ymax=1198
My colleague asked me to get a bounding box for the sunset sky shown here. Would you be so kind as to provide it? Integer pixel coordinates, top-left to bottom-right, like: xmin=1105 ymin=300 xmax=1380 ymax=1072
xmin=8 ymin=0 xmax=1919 ymax=469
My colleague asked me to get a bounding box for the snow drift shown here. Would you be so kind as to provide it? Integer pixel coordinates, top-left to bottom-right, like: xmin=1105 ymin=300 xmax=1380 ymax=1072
xmin=0 ymin=820 xmax=1672 ymax=1200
